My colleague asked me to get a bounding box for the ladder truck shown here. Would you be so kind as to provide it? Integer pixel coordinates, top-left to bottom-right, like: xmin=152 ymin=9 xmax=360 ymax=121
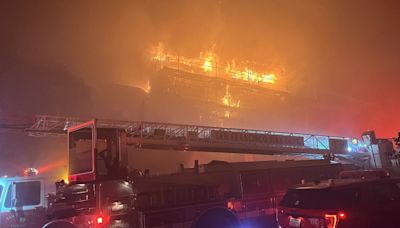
xmin=41 ymin=119 xmax=360 ymax=228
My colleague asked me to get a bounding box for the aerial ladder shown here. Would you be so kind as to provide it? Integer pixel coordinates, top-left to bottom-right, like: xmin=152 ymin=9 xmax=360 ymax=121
xmin=0 ymin=114 xmax=377 ymax=166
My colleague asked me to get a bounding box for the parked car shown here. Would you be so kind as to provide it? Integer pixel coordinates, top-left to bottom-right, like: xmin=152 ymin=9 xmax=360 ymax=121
xmin=277 ymin=177 xmax=400 ymax=228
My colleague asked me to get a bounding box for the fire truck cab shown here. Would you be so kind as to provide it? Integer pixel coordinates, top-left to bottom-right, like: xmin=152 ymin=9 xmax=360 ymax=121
xmin=0 ymin=175 xmax=51 ymax=227
xmin=45 ymin=120 xmax=135 ymax=227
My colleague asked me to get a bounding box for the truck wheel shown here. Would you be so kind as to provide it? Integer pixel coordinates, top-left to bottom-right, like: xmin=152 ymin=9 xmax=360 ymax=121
xmin=191 ymin=208 xmax=240 ymax=228
xmin=42 ymin=220 xmax=77 ymax=228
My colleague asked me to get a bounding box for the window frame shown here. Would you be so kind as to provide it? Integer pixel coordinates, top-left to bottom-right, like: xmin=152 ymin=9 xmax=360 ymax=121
xmin=1 ymin=180 xmax=44 ymax=212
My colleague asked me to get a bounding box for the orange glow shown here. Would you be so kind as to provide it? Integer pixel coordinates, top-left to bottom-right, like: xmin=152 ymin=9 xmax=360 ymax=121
xmin=151 ymin=43 xmax=281 ymax=88
xmin=222 ymin=85 xmax=240 ymax=108
xmin=143 ymin=80 xmax=151 ymax=93
xmin=226 ymin=65 xmax=276 ymax=84
xmin=152 ymin=42 xmax=167 ymax=61
xmin=227 ymin=201 xmax=234 ymax=210
xmin=201 ymin=52 xmax=214 ymax=72
xmin=224 ymin=110 xmax=230 ymax=118
xmin=37 ymin=159 xmax=65 ymax=174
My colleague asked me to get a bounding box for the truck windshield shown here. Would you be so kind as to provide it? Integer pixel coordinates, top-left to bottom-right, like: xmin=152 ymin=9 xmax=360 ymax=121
xmin=280 ymin=188 xmax=359 ymax=209
xmin=69 ymin=127 xmax=93 ymax=175
xmin=0 ymin=185 xmax=3 ymax=204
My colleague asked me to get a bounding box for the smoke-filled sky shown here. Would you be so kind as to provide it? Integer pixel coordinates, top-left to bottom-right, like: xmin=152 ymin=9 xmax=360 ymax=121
xmin=1 ymin=0 xmax=400 ymax=138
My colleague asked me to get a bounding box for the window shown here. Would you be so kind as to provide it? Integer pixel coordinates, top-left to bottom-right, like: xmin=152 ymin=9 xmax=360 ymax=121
xmin=69 ymin=127 xmax=93 ymax=175
xmin=15 ymin=181 xmax=41 ymax=206
xmin=4 ymin=184 xmax=12 ymax=208
xmin=96 ymin=129 xmax=119 ymax=177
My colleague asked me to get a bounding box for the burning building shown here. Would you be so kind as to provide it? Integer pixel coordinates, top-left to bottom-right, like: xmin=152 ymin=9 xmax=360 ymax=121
xmin=148 ymin=43 xmax=289 ymax=128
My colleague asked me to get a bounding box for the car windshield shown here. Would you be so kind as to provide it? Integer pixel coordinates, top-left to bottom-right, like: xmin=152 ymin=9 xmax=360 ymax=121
xmin=280 ymin=188 xmax=358 ymax=209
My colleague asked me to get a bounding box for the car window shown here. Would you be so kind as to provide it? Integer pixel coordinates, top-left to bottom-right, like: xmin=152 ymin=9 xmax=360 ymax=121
xmin=15 ymin=181 xmax=41 ymax=206
xmin=280 ymin=188 xmax=359 ymax=209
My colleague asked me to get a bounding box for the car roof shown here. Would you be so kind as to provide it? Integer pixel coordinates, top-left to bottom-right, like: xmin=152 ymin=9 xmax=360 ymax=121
xmin=290 ymin=177 xmax=400 ymax=190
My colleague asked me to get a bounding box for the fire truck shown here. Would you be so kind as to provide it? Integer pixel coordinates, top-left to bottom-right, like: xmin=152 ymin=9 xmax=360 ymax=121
xmin=39 ymin=119 xmax=364 ymax=228
xmin=3 ymin=115 xmax=395 ymax=228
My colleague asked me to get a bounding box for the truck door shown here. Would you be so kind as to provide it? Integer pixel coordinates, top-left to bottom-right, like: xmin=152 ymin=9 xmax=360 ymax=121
xmin=0 ymin=179 xmax=46 ymax=228
xmin=68 ymin=120 xmax=97 ymax=183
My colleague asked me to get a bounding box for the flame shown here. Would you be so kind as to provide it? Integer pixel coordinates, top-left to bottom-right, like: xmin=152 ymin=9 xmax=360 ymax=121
xmin=150 ymin=43 xmax=279 ymax=87
xmin=201 ymin=51 xmax=215 ymax=72
xmin=152 ymin=42 xmax=167 ymax=61
xmin=224 ymin=110 xmax=230 ymax=118
xmin=222 ymin=85 xmax=240 ymax=108
xmin=226 ymin=65 xmax=276 ymax=84
xmin=202 ymin=59 xmax=213 ymax=72
xmin=144 ymin=80 xmax=151 ymax=93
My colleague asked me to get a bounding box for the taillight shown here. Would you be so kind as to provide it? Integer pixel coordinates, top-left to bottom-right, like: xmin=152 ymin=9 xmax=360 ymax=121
xmin=226 ymin=198 xmax=242 ymax=211
xmin=227 ymin=200 xmax=234 ymax=210
xmin=338 ymin=212 xmax=346 ymax=219
xmin=324 ymin=214 xmax=338 ymax=228
xmin=325 ymin=212 xmax=346 ymax=228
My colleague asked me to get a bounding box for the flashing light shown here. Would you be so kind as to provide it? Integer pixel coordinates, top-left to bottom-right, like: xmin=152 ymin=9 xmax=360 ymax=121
xmin=351 ymin=139 xmax=358 ymax=145
xmin=97 ymin=216 xmax=103 ymax=224
xmin=338 ymin=212 xmax=346 ymax=219
xmin=347 ymin=147 xmax=352 ymax=152
xmin=24 ymin=168 xmax=39 ymax=176
xmin=95 ymin=214 xmax=109 ymax=225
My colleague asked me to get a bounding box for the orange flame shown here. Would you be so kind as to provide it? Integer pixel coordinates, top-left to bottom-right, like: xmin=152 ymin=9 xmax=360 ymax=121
xmin=222 ymin=85 xmax=240 ymax=108
xmin=201 ymin=51 xmax=216 ymax=72
xmin=151 ymin=43 xmax=279 ymax=87
xmin=226 ymin=65 xmax=276 ymax=84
